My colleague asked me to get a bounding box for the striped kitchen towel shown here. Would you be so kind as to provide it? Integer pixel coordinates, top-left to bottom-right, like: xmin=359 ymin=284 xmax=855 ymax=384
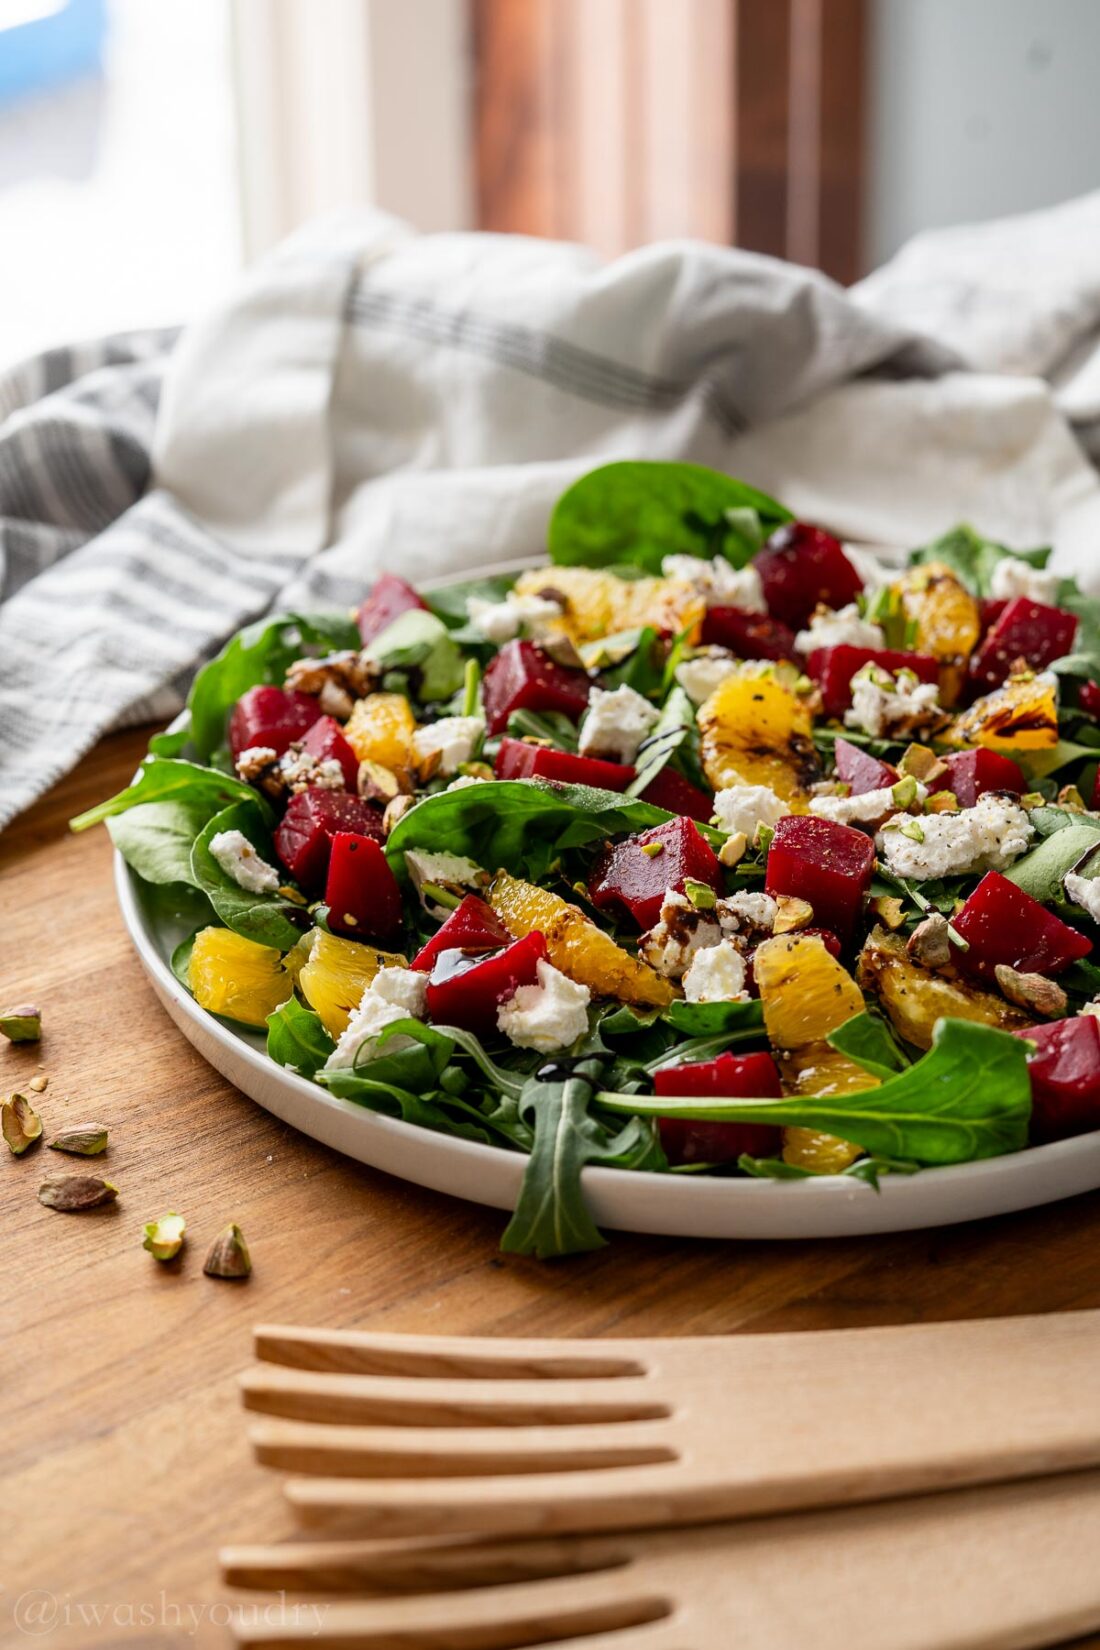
xmin=4 ymin=196 xmax=1100 ymax=829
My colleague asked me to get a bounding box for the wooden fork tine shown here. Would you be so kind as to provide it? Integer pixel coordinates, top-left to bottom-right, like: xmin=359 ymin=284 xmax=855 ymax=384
xmin=254 ymin=1324 xmax=645 ymax=1380
xmin=249 ymin=1417 xmax=677 ymax=1478
xmin=221 ymin=1534 xmax=631 ymax=1594
xmin=240 ymin=1366 xmax=667 ymax=1428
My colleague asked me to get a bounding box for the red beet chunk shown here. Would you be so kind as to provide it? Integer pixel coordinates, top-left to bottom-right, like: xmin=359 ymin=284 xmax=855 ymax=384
xmin=228 ymin=685 xmax=321 ymax=762
xmin=701 ymin=607 xmax=797 ymax=661
xmin=481 ymin=640 xmax=592 ymax=736
xmin=656 ymin=1051 xmax=782 ymax=1165
xmin=425 ymin=931 xmax=547 ymax=1038
xmin=495 ymin=738 xmax=634 ymax=791
xmin=1079 ymin=679 xmax=1100 ymax=718
xmin=411 ymin=895 xmax=512 ymax=974
xmin=274 ymin=788 xmax=384 ymax=892
xmin=931 ymin=748 xmax=1025 ymax=808
xmin=833 ymin=737 xmax=898 ymax=796
xmin=300 ymin=715 xmax=359 ymax=790
xmin=954 ymin=871 xmax=1092 ymax=981
xmin=1014 ymin=1018 xmax=1100 ymax=1143
xmin=755 ymin=523 xmax=863 ymax=630
xmin=969 ymin=596 xmax=1078 ymax=691
xmin=640 ymin=766 xmax=715 ymax=823
xmin=1093 ymin=765 xmax=1100 ymax=812
xmin=765 ymin=815 xmax=875 ymax=943
xmin=978 ymin=598 xmax=1008 ymax=636
xmin=808 ymin=645 xmax=939 ymax=719
xmin=356 ymin=573 xmax=427 ymax=645
xmin=589 ymin=815 xmax=723 ymax=931
xmin=325 ymin=833 xmax=403 ymax=941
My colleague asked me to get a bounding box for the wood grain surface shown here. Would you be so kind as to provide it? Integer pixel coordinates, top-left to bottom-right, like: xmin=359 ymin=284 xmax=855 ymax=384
xmin=5 ymin=726 xmax=1100 ymax=1649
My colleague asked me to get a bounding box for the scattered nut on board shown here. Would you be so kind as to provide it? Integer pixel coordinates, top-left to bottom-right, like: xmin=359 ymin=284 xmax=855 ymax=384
xmin=38 ymin=1174 xmax=118 ymax=1212
xmin=48 ymin=1124 xmax=109 ymax=1157
xmin=203 ymin=1223 xmax=251 ymax=1280
xmin=2 ymin=1094 xmax=43 ymax=1156
xmin=143 ymin=1212 xmax=186 ymax=1262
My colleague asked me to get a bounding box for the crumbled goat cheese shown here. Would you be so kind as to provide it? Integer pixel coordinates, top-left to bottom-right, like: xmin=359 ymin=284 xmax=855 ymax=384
xmin=877 ymin=793 xmax=1033 ymax=880
xmin=208 ymin=829 xmax=282 ymax=893
xmin=662 ymin=555 xmax=767 ymax=612
xmin=497 ymin=959 xmax=591 ymax=1052
xmin=411 ymin=716 xmax=484 ymax=776
xmin=325 ymin=967 xmax=428 ymax=1071
xmin=675 ymin=648 xmax=740 ymax=706
xmin=1064 ymin=872 xmax=1100 ymax=923
xmin=638 ymin=891 xmax=722 ymax=979
xmin=845 ymin=666 xmax=944 ymax=740
xmin=840 ymin=544 xmax=892 ymax=594
xmin=279 ymin=746 xmax=345 ymax=794
xmin=579 ymin=685 xmax=660 ymax=765
xmin=445 ymin=773 xmax=487 ymax=791
xmin=717 ymin=891 xmax=778 ymax=938
xmin=712 ymin=783 xmax=788 ymax=840
xmin=682 ymin=939 xmax=750 ymax=1003
xmin=404 ymin=849 xmax=486 ymax=901
xmin=989 ymin=557 xmax=1062 ymax=606
xmin=795 ymin=603 xmax=886 ymax=656
xmin=467 ymin=591 xmax=564 ymax=643
xmin=1080 ymin=998 xmax=1100 ymax=1020
xmin=810 ymin=782 xmax=927 ymax=829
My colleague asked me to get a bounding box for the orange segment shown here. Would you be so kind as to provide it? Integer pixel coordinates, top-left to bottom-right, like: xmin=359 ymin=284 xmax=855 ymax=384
xmin=698 ymin=669 xmax=820 ymax=804
xmin=188 ymin=928 xmax=291 ymax=1027
xmin=513 ymin=565 xmax=704 ymax=647
xmin=299 ymin=929 xmax=408 ymax=1036
xmin=895 ymin=562 xmax=980 ymax=705
xmin=344 ymin=692 xmax=417 ymax=769
xmin=946 ymin=668 xmax=1059 ymax=751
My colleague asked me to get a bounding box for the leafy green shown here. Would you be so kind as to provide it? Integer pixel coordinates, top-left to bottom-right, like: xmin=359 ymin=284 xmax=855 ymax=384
xmin=626 ymin=686 xmax=695 ymax=797
xmin=1016 ymin=738 xmax=1100 ymax=782
xmin=596 ymin=628 xmax=669 ymax=698
xmin=422 ymin=573 xmax=516 ymax=629
xmin=504 ymin=708 xmax=580 ymax=752
xmin=170 ymin=930 xmax=200 ymax=989
xmin=662 ymin=999 xmax=765 ymax=1038
xmin=1028 ymin=804 xmax=1100 ymax=840
xmin=365 ymin=608 xmax=465 ymax=702
xmin=106 ymin=798 xmax=219 ymax=887
xmin=190 ymin=801 xmax=307 ymax=949
xmin=738 ymin=1153 xmax=922 ymax=1186
xmin=187 ymin=612 xmax=360 ymax=761
xmin=600 ymin=1018 xmax=1032 ymax=1165
xmin=1005 ymin=824 xmax=1100 ymax=905
xmin=1055 ymin=584 xmax=1100 ymax=660
xmin=908 ymin=525 xmax=1051 ymax=597
xmin=548 ymin=461 xmax=790 ymax=574
xmin=266 ymin=998 xmax=335 ymax=1078
xmin=70 ymin=757 xmax=262 ymax=833
xmin=827 ymin=1011 xmax=912 ymax=1080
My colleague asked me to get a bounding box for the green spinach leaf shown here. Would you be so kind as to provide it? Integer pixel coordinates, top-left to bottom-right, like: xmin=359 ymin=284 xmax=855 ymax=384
xmin=190 ymin=800 xmax=307 ymax=949
xmin=365 ymin=609 xmax=465 ymax=702
xmin=106 ymin=798 xmax=218 ymax=887
xmin=71 ymin=757 xmax=262 ymax=833
xmin=662 ymin=999 xmax=765 ymax=1038
xmin=908 ymin=525 xmax=1051 ymax=596
xmin=266 ymin=998 xmax=335 ymax=1078
xmin=827 ymin=1010 xmax=912 ymax=1080
xmin=1005 ymin=824 xmax=1100 ymax=905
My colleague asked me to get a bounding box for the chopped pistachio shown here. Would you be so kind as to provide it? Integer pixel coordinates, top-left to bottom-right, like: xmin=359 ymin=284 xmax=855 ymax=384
xmin=416 ymin=748 xmax=443 ymax=785
xmin=898 ymin=818 xmax=925 ymax=843
xmin=907 ymin=913 xmax=952 ymax=972
xmin=0 ymin=1005 xmax=41 ymax=1044
xmin=1021 ymin=792 xmax=1046 ymax=809
xmin=718 ymin=830 xmax=748 ymax=869
xmin=2 ymin=1093 xmax=43 ymax=1155
xmin=870 ymin=894 xmax=906 ymax=931
xmin=458 ymin=761 xmax=495 ymax=782
xmin=924 ymin=791 xmax=960 ymax=814
xmin=890 ymin=775 xmax=919 ymax=810
xmin=994 ymin=965 xmax=1068 ymax=1019
xmin=143 ymin=1211 xmax=186 ymax=1261
xmin=1057 ymin=784 xmax=1086 ymax=811
xmin=204 ymin=1222 xmax=252 ymax=1280
xmin=898 ymin=743 xmax=948 ymax=786
xmin=28 ymin=1074 xmax=48 ymax=1093
xmin=774 ymin=896 xmax=814 ymax=935
xmin=683 ymin=878 xmax=717 ymax=911
xmin=382 ymin=794 xmax=417 ymax=835
xmin=38 ymin=1174 xmax=118 ymax=1212
xmin=358 ymin=760 xmax=408 ymax=806
xmin=48 ymin=1123 xmax=109 ymax=1157
xmin=640 ymin=841 xmax=665 ymax=858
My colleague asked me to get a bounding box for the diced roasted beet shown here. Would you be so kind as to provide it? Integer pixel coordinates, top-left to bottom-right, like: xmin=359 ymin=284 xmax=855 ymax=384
xmin=930 ymin=748 xmax=1025 ymax=808
xmin=481 ymin=640 xmax=592 ymax=736
xmin=954 ymin=871 xmax=1092 ymax=981
xmin=978 ymin=598 xmax=1008 ymax=636
xmin=1079 ymin=679 xmax=1100 ymax=719
xmin=325 ymin=833 xmax=403 ymax=941
xmin=655 ymin=1051 xmax=782 ymax=1165
xmin=274 ymin=789 xmax=384 ymax=892
xmin=228 ymin=685 xmax=321 ymax=762
xmin=356 ymin=573 xmax=428 ymax=645
xmin=754 ymin=523 xmax=863 ymax=630
xmin=969 ymin=596 xmax=1078 ymax=691
xmin=425 ymin=931 xmax=548 ymax=1037
xmin=701 ymin=607 xmax=797 ymax=661
xmin=765 ymin=815 xmax=875 ymax=944
xmin=588 ymin=815 xmax=723 ymax=931
xmin=640 ymin=766 xmax=715 ymax=823
xmin=494 ymin=738 xmax=634 ymax=791
xmin=1014 ymin=1018 xmax=1100 ymax=1143
xmin=833 ymin=737 xmax=898 ymax=796
xmin=411 ymin=895 xmax=513 ymax=974
xmin=300 ymin=715 xmax=359 ymax=790
xmin=1093 ymin=765 xmax=1100 ymax=813
xmin=808 ymin=645 xmax=940 ymax=719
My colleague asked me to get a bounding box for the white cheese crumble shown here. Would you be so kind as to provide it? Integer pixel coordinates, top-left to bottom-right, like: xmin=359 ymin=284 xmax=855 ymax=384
xmin=404 ymin=849 xmax=486 ymax=904
xmin=279 ymin=746 xmax=345 ymax=793
xmin=579 ymin=684 xmax=660 ymax=765
xmin=1064 ymin=872 xmax=1100 ymax=923
xmin=841 ymin=544 xmax=891 ymax=594
xmin=717 ymin=891 xmax=778 ymax=937
xmin=445 ymin=773 xmax=488 ymax=791
xmin=208 ymin=829 xmax=282 ymax=894
xmin=845 ymin=665 xmax=943 ymax=739
xmin=989 ymin=557 xmax=1061 ymax=606
xmin=712 ymin=783 xmax=788 ymax=840
xmin=497 ymin=959 xmax=591 ymax=1052
xmin=661 ymin=554 xmax=767 ymax=612
xmin=325 ymin=967 xmax=427 ymax=1070
xmin=682 ymin=939 xmax=750 ymax=1003
xmin=810 ymin=782 xmax=927 ymax=829
xmin=876 ymin=793 xmax=1033 ymax=880
xmin=638 ymin=891 xmax=722 ymax=979
xmin=675 ymin=647 xmax=740 ymax=706
xmin=467 ymin=591 xmax=564 ymax=643
xmin=411 ymin=716 xmax=484 ymax=776
xmin=794 ymin=603 xmax=886 ymax=656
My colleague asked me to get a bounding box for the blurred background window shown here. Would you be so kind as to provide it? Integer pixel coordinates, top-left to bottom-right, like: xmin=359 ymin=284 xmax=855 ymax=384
xmin=1 ymin=0 xmax=1098 ymax=367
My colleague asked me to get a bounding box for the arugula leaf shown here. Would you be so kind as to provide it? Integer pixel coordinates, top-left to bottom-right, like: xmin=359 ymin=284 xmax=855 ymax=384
xmin=548 ymin=462 xmax=790 ymax=574
xmin=187 ymin=612 xmax=360 ymax=761
xmin=738 ymin=1153 xmax=921 ymax=1186
xmin=600 ymin=1018 xmax=1032 ymax=1165
xmin=1005 ymin=823 xmax=1100 ymax=905
xmin=70 ymin=757 xmax=262 ymax=833
xmin=626 ymin=686 xmax=695 ymax=797
xmin=827 ymin=1010 xmax=912 ymax=1080
xmin=365 ymin=609 xmax=465 ymax=702
xmin=501 ymin=1057 xmax=665 ymax=1259
xmin=908 ymin=525 xmax=1051 ymax=596
xmin=266 ymin=998 xmax=335 ymax=1079
xmin=190 ymin=800 xmax=307 ymax=949
xmin=106 ymin=798 xmax=219 ymax=887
